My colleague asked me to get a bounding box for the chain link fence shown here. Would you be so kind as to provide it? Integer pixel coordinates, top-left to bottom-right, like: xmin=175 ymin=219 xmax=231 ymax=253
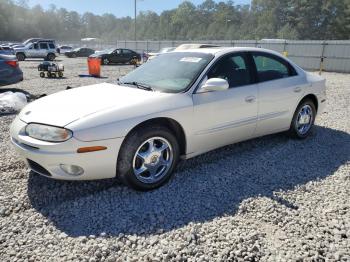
xmin=2 ymin=40 xmax=350 ymax=73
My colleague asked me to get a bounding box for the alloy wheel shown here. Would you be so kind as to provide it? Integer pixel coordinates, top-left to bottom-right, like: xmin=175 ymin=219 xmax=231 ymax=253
xmin=296 ymin=104 xmax=313 ymax=135
xmin=132 ymin=137 xmax=173 ymax=184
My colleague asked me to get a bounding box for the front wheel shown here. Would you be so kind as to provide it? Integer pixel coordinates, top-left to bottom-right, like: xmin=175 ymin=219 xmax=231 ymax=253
xmin=288 ymin=99 xmax=316 ymax=139
xmin=117 ymin=125 xmax=179 ymax=191
xmin=102 ymin=58 xmax=109 ymax=65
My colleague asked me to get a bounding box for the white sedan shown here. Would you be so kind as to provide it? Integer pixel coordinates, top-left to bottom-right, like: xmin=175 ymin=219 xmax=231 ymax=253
xmin=10 ymin=47 xmax=326 ymax=190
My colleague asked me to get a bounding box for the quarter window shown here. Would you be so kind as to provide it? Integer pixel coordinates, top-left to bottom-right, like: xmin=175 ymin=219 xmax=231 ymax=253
xmin=49 ymin=43 xmax=55 ymax=49
xmin=252 ymin=53 xmax=297 ymax=82
xmin=208 ymin=53 xmax=252 ymax=88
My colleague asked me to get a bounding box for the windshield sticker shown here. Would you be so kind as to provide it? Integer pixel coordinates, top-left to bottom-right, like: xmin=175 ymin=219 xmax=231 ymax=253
xmin=180 ymin=57 xmax=202 ymax=63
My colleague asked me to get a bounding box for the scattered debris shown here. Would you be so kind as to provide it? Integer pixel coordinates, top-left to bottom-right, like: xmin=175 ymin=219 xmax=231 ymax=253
xmin=0 ymin=91 xmax=27 ymax=115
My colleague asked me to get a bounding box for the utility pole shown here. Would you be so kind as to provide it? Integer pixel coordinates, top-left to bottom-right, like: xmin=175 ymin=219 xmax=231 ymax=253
xmin=134 ymin=0 xmax=137 ymax=41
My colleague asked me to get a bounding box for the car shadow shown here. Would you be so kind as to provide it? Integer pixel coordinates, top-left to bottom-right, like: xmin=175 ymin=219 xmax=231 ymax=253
xmin=27 ymin=126 xmax=350 ymax=237
xmin=19 ymin=59 xmax=63 ymax=62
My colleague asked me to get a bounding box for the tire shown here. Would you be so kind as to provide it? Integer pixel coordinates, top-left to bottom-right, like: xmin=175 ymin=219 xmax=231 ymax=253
xmin=16 ymin=53 xmax=25 ymax=61
xmin=58 ymin=72 xmax=63 ymax=78
xmin=288 ymin=99 xmax=316 ymax=139
xmin=117 ymin=125 xmax=180 ymax=191
xmin=39 ymin=72 xmax=45 ymax=78
xmin=47 ymin=53 xmax=55 ymax=61
xmin=72 ymin=54 xmax=77 ymax=58
xmin=102 ymin=58 xmax=109 ymax=65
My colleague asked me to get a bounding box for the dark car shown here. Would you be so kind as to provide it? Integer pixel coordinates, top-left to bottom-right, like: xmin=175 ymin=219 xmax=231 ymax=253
xmin=0 ymin=55 xmax=23 ymax=86
xmin=93 ymin=48 xmax=141 ymax=65
xmin=65 ymin=48 xmax=95 ymax=58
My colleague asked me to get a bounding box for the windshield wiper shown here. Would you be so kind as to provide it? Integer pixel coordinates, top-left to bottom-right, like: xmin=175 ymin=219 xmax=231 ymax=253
xmin=119 ymin=81 xmax=154 ymax=91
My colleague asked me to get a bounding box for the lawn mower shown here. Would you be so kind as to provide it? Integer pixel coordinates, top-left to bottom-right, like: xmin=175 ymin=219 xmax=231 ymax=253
xmin=38 ymin=61 xmax=64 ymax=78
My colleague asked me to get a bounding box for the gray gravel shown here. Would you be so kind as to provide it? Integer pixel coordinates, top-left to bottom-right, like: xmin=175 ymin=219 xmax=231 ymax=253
xmin=0 ymin=58 xmax=349 ymax=261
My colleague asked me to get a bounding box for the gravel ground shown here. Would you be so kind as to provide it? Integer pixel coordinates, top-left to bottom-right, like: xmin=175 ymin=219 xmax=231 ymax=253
xmin=0 ymin=58 xmax=349 ymax=261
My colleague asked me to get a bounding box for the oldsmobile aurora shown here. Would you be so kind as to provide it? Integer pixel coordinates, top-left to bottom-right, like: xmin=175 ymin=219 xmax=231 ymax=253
xmin=10 ymin=47 xmax=326 ymax=190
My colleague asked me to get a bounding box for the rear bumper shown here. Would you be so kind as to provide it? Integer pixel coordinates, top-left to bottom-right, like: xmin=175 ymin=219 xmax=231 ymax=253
xmin=10 ymin=116 xmax=124 ymax=180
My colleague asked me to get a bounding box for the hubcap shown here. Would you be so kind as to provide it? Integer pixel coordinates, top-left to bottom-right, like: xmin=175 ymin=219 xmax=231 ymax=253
xmin=104 ymin=59 xmax=109 ymax=64
xmin=296 ymin=104 xmax=313 ymax=135
xmin=133 ymin=137 xmax=173 ymax=184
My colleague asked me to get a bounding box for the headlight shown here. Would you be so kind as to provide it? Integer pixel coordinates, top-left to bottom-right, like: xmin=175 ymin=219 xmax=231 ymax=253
xmin=25 ymin=123 xmax=73 ymax=142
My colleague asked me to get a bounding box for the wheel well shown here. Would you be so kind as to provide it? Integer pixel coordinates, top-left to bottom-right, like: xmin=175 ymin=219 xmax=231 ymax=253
xmin=301 ymin=94 xmax=318 ymax=112
xmin=17 ymin=52 xmax=25 ymax=57
xmin=127 ymin=118 xmax=187 ymax=156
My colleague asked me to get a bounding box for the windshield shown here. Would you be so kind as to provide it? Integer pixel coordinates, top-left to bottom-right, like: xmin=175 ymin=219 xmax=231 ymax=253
xmin=120 ymin=52 xmax=213 ymax=93
xmin=73 ymin=48 xmax=81 ymax=51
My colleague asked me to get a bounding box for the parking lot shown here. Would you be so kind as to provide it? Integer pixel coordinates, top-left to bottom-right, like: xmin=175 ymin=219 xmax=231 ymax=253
xmin=0 ymin=57 xmax=349 ymax=261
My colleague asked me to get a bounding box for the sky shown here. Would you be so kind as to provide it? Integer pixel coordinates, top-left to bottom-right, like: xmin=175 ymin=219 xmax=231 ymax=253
xmin=26 ymin=0 xmax=251 ymax=17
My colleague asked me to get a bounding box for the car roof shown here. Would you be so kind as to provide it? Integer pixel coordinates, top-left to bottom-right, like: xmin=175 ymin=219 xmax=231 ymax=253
xmin=172 ymin=46 xmax=286 ymax=57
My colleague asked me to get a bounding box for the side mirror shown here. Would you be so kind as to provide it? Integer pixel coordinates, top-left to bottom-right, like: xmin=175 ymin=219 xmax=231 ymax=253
xmin=198 ymin=78 xmax=229 ymax=93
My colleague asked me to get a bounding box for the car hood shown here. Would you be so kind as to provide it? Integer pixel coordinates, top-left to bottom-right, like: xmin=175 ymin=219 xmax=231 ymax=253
xmin=19 ymin=83 xmax=173 ymax=127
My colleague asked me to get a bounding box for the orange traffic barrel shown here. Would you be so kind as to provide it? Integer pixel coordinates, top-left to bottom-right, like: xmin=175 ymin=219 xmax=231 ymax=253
xmin=87 ymin=57 xmax=101 ymax=77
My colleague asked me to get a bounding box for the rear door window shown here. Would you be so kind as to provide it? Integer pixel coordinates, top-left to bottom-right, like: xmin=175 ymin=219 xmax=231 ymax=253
xmin=252 ymin=52 xmax=297 ymax=82
xmin=39 ymin=43 xmax=48 ymax=50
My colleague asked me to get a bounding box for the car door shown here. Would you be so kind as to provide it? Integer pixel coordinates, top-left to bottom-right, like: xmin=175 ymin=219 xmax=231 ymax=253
xmin=75 ymin=48 xmax=83 ymax=57
xmin=38 ymin=43 xmax=49 ymax=57
xmin=192 ymin=52 xmax=258 ymax=154
xmin=251 ymin=52 xmax=307 ymax=136
xmin=110 ymin=49 xmax=122 ymax=63
xmin=26 ymin=43 xmax=39 ymax=58
xmin=121 ymin=49 xmax=134 ymax=63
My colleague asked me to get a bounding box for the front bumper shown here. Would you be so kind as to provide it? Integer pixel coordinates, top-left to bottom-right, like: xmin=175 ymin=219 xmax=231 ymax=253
xmin=10 ymin=117 xmax=124 ymax=180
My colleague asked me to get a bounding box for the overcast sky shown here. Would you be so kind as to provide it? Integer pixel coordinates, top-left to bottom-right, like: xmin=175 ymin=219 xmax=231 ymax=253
xmin=27 ymin=0 xmax=251 ymax=17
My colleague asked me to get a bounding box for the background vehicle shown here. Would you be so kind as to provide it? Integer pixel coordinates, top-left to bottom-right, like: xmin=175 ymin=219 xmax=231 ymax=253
xmin=10 ymin=47 xmax=326 ymax=191
xmin=57 ymin=45 xmax=73 ymax=54
xmin=175 ymin=43 xmax=220 ymax=51
xmin=92 ymin=48 xmax=141 ymax=65
xmin=147 ymin=47 xmax=175 ymax=61
xmin=0 ymin=46 xmax=15 ymax=55
xmin=0 ymin=54 xmax=23 ymax=86
xmin=10 ymin=38 xmax=56 ymax=49
xmin=14 ymin=41 xmax=58 ymax=61
xmin=65 ymin=47 xmax=95 ymax=58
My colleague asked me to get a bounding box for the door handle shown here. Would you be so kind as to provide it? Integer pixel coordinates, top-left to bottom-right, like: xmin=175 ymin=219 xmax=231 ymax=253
xmin=245 ymin=96 xmax=256 ymax=103
xmin=294 ymin=87 xmax=302 ymax=93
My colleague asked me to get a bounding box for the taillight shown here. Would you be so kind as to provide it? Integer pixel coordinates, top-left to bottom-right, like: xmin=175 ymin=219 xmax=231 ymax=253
xmin=5 ymin=60 xmax=18 ymax=68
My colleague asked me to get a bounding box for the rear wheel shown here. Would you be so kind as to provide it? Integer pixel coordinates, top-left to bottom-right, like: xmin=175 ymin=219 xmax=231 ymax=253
xmin=47 ymin=53 xmax=55 ymax=61
xmin=39 ymin=72 xmax=45 ymax=78
xmin=288 ymin=99 xmax=316 ymax=139
xmin=117 ymin=125 xmax=179 ymax=191
xmin=16 ymin=53 xmax=25 ymax=61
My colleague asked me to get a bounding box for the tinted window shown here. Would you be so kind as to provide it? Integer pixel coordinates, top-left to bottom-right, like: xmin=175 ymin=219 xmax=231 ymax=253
xmin=49 ymin=43 xmax=55 ymax=49
xmin=253 ymin=52 xmax=296 ymax=82
xmin=39 ymin=43 xmax=48 ymax=49
xmin=123 ymin=49 xmax=133 ymax=54
xmin=208 ymin=53 xmax=252 ymax=88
